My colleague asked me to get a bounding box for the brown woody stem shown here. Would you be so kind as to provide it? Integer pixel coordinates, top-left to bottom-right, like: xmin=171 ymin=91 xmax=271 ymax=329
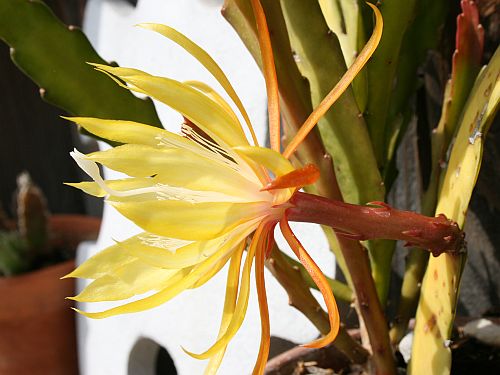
xmin=288 ymin=192 xmax=464 ymax=256
xmin=334 ymin=236 xmax=396 ymax=375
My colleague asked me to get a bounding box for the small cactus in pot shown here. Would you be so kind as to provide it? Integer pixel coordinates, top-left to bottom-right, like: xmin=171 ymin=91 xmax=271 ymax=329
xmin=0 ymin=172 xmax=72 ymax=276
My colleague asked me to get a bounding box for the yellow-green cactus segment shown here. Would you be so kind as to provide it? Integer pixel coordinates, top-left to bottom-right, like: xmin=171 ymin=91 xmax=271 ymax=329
xmin=318 ymin=0 xmax=367 ymax=110
xmin=410 ymin=47 xmax=500 ymax=375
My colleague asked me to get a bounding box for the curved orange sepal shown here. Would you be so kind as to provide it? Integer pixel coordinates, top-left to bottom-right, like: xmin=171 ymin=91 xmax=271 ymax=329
xmin=279 ymin=214 xmax=340 ymax=348
xmin=261 ymin=164 xmax=320 ymax=191
xmin=250 ymin=0 xmax=280 ymax=153
xmin=252 ymin=224 xmax=274 ymax=375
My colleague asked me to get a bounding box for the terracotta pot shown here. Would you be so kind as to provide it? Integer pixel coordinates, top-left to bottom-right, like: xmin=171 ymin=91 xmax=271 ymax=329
xmin=0 ymin=215 xmax=101 ymax=375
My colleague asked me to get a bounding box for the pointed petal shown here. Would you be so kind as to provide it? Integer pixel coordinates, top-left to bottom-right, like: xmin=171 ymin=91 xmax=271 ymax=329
xmin=63 ymin=242 xmax=135 ymax=279
xmin=74 ymin=266 xmax=192 ymax=317
xmin=75 ymin=229 xmax=242 ymax=318
xmin=65 ymin=181 xmax=106 ymax=197
xmin=124 ymin=220 xmax=257 ymax=269
xmin=137 ymin=23 xmax=259 ymax=146
xmin=184 ymin=80 xmax=241 ymax=126
xmin=63 ymin=117 xmax=172 ymax=146
xmin=234 ymin=145 xmax=294 ymax=177
xmin=66 ymin=178 xmax=156 ymax=198
xmin=64 ymin=117 xmax=241 ymax=164
xmin=282 ymin=2 xmax=383 ymax=158
xmin=110 ymin=199 xmax=269 ymax=241
xmin=70 ymin=259 xmax=181 ymax=302
xmin=86 ymin=144 xmax=264 ymax=199
xmin=92 ymin=64 xmax=249 ymax=148
xmin=203 ymin=244 xmax=245 ymax=375
xmin=190 ymin=241 xmax=242 ymax=289
xmin=184 ymin=223 xmax=265 ymax=360
xmin=280 ymin=215 xmax=340 ymax=348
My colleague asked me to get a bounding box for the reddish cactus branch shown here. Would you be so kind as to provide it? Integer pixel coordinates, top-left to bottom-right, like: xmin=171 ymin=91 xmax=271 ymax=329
xmin=288 ymin=192 xmax=464 ymax=257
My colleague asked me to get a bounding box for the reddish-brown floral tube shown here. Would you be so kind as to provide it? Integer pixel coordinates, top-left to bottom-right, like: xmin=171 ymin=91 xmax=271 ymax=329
xmin=287 ymin=192 xmax=464 ymax=257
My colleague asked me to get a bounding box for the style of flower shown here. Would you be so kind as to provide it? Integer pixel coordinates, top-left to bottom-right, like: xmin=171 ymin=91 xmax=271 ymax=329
xmin=65 ymin=1 xmax=382 ymax=373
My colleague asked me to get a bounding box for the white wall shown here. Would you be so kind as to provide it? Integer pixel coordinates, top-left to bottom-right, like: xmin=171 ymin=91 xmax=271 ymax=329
xmin=77 ymin=1 xmax=333 ymax=374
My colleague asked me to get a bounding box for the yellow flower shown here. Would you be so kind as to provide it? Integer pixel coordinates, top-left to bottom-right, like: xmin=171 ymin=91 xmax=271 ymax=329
xmin=65 ymin=2 xmax=382 ymax=373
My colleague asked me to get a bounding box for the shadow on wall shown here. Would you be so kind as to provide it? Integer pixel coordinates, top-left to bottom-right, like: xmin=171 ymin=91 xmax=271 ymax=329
xmin=128 ymin=337 xmax=177 ymax=375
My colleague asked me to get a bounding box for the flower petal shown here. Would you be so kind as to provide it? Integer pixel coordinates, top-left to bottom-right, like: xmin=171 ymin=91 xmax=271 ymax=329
xmin=74 ymin=266 xmax=191 ymax=315
xmin=184 ymin=222 xmax=265 ymax=360
xmin=250 ymin=0 xmax=280 ymax=152
xmin=110 ymin=199 xmax=269 ymax=241
xmin=189 ymin=241 xmax=241 ymax=289
xmin=137 ymin=23 xmax=258 ymax=146
xmin=66 ymin=178 xmax=156 ymax=198
xmin=63 ymin=242 xmax=136 ymax=280
xmin=74 ymin=230 xmax=241 ymax=318
xmin=63 ymin=117 xmax=173 ymax=146
xmin=85 ymin=144 xmax=264 ymax=199
xmin=70 ymin=260 xmax=182 ymax=302
xmin=253 ymin=224 xmax=273 ymax=374
xmin=203 ymin=244 xmax=244 ymax=375
xmin=234 ymin=145 xmax=294 ymax=177
xmin=125 ymin=220 xmax=257 ymax=269
xmin=261 ymin=164 xmax=320 ymax=191
xmin=184 ymin=80 xmax=241 ymax=127
xmin=92 ymin=64 xmax=249 ymax=148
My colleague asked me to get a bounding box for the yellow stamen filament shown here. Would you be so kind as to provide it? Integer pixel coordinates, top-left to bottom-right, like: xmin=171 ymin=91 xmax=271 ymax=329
xmin=280 ymin=215 xmax=340 ymax=347
xmin=283 ymin=2 xmax=383 ymax=159
xmin=250 ymin=0 xmax=281 ymax=152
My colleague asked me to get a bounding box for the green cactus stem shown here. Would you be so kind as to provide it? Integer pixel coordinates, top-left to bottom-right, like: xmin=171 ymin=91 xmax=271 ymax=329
xmin=391 ymin=0 xmax=486 ymax=345
xmin=0 ymin=0 xmax=162 ymax=133
xmin=410 ymin=43 xmax=499 ymax=375
xmin=318 ymin=0 xmax=368 ymax=111
xmin=16 ymin=172 xmax=49 ymax=256
xmin=0 ymin=232 xmax=29 ymax=276
xmin=383 ymin=0 xmax=448 ymax=187
xmin=0 ymin=172 xmax=51 ymax=276
xmin=364 ymin=0 xmax=417 ymax=167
